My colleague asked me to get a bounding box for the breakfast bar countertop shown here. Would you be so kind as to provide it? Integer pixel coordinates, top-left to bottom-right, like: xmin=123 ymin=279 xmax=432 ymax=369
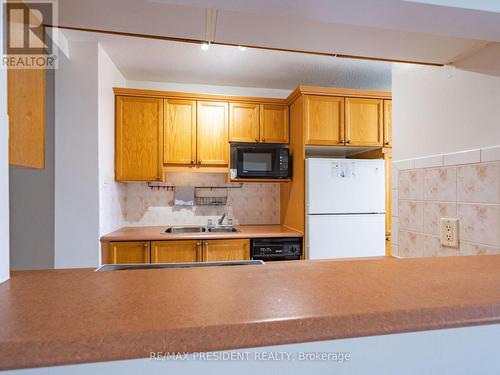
xmin=99 ymin=224 xmax=304 ymax=241
xmin=2 ymin=255 xmax=500 ymax=370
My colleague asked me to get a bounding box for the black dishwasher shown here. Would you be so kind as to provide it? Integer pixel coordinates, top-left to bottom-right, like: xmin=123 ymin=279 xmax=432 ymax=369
xmin=251 ymin=238 xmax=302 ymax=261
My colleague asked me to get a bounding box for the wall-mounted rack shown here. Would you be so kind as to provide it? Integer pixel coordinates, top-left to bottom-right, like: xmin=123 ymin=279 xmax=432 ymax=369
xmin=193 ymin=184 xmax=243 ymax=206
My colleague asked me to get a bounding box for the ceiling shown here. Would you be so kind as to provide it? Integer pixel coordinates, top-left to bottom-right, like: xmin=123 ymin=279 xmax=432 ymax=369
xmin=81 ymin=31 xmax=392 ymax=90
xmin=55 ymin=0 xmax=500 ymax=75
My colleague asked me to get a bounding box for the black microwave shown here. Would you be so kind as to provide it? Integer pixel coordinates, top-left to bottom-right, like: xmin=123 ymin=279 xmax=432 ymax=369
xmin=230 ymin=144 xmax=291 ymax=179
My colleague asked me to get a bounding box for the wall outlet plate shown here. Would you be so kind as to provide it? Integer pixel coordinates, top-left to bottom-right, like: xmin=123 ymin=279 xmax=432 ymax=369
xmin=440 ymin=218 xmax=459 ymax=248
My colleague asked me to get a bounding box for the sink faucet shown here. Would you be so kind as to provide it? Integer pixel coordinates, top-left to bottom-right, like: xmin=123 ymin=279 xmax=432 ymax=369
xmin=218 ymin=212 xmax=227 ymax=226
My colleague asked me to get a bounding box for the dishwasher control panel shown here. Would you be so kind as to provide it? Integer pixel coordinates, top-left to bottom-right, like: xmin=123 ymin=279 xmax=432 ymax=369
xmin=251 ymin=237 xmax=302 ymax=261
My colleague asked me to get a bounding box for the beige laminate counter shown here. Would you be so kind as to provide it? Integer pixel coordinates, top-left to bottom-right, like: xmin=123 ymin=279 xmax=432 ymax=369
xmin=100 ymin=224 xmax=303 ymax=242
xmin=2 ymin=255 xmax=500 ymax=370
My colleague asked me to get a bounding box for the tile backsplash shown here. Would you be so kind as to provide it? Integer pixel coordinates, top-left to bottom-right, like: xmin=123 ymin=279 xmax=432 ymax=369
xmin=392 ymin=146 xmax=500 ymax=258
xmin=101 ymin=173 xmax=280 ymax=231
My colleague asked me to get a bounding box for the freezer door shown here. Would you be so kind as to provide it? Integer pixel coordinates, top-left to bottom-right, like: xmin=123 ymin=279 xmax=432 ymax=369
xmin=306 ymin=158 xmax=385 ymax=214
xmin=307 ymin=214 xmax=386 ymax=259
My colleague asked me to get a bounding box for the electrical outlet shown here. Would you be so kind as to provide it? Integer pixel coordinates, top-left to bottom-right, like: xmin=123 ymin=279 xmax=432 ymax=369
xmin=440 ymin=218 xmax=459 ymax=248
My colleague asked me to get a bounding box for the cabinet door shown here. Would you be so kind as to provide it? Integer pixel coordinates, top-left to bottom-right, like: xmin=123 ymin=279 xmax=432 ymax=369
xmin=203 ymin=239 xmax=250 ymax=262
xmin=164 ymin=99 xmax=196 ymax=164
xmin=8 ymin=68 xmax=45 ymax=168
xmin=229 ymin=102 xmax=260 ymax=143
xmin=116 ymin=96 xmax=163 ymax=181
xmin=383 ymin=100 xmax=392 ymax=147
xmin=151 ymin=240 xmax=201 ymax=263
xmin=304 ymin=95 xmax=344 ymax=145
xmin=260 ymin=104 xmax=289 ymax=144
xmin=109 ymin=242 xmax=150 ymax=264
xmin=345 ymin=98 xmax=383 ymax=146
xmin=196 ymin=101 xmax=229 ymax=165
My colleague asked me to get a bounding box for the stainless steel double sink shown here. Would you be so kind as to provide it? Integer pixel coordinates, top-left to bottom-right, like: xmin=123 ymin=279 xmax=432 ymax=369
xmin=163 ymin=225 xmax=239 ymax=234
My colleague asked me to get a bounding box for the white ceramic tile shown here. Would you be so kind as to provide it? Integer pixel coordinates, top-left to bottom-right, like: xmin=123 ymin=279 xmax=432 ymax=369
xmin=443 ymin=149 xmax=481 ymax=166
xmin=414 ymin=155 xmax=444 ymax=169
xmin=481 ymin=146 xmax=500 ymax=162
xmin=423 ymin=235 xmax=458 ymax=257
xmin=423 ymin=167 xmax=457 ymax=202
xmin=399 ymin=170 xmax=424 ymax=200
xmin=398 ymin=230 xmax=425 ymax=258
xmin=423 ymin=202 xmax=457 ymax=235
xmin=391 ymin=219 xmax=398 ymax=245
xmin=393 ymin=159 xmax=415 ymax=170
xmin=391 ymin=245 xmax=399 ymax=258
xmin=114 ymin=173 xmax=280 ymax=228
xmin=398 ymin=201 xmax=424 ymax=232
xmin=459 ymin=242 xmax=500 ymax=256
xmin=458 ymin=203 xmax=500 ymax=247
xmin=392 ymin=190 xmax=398 ymax=218
xmin=391 ymin=162 xmax=398 ymax=190
xmin=457 ymin=162 xmax=500 ymax=204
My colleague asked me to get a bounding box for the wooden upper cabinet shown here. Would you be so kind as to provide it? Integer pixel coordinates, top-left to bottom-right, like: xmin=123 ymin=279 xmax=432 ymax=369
xmin=151 ymin=240 xmax=201 ymax=263
xmin=116 ymin=96 xmax=163 ymax=181
xmin=383 ymin=100 xmax=392 ymax=147
xmin=229 ymin=102 xmax=260 ymax=143
xmin=345 ymin=98 xmax=383 ymax=147
xmin=202 ymin=239 xmax=250 ymax=262
xmin=8 ymin=68 xmax=45 ymax=168
xmin=304 ymin=95 xmax=344 ymax=145
xmin=164 ymin=99 xmax=196 ymax=164
xmin=260 ymin=104 xmax=289 ymax=144
xmin=196 ymin=101 xmax=228 ymax=165
xmin=109 ymin=241 xmax=150 ymax=264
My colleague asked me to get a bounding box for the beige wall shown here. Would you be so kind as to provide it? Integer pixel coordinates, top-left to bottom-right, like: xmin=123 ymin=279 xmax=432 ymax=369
xmin=392 ymin=64 xmax=500 ymax=161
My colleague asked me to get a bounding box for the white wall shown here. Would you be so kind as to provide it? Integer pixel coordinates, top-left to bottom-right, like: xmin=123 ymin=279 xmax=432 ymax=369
xmin=0 ymin=2 xmax=10 ymax=283
xmin=392 ymin=64 xmax=500 ymax=160
xmin=97 ymin=45 xmax=126 ymax=238
xmin=55 ymin=41 xmax=100 ymax=268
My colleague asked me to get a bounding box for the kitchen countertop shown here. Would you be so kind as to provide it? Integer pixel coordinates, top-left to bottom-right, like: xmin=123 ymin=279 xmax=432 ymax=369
xmin=100 ymin=224 xmax=303 ymax=241
xmin=2 ymin=255 xmax=500 ymax=370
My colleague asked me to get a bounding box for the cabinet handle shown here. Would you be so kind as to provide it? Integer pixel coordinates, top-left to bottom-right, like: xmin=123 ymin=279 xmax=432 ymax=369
xmin=261 ymin=138 xmax=265 ymax=142
xmin=190 ymin=160 xmax=194 ymax=164
xmin=198 ymin=160 xmax=202 ymax=164
xmin=255 ymin=138 xmax=259 ymax=142
xmin=339 ymin=139 xmax=344 ymax=144
xmin=385 ymin=141 xmax=390 ymax=145
xmin=346 ymin=140 xmax=351 ymax=144
xmin=143 ymin=243 xmax=148 ymax=247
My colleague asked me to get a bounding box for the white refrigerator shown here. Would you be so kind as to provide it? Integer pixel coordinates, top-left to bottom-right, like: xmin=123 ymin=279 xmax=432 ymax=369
xmin=306 ymin=158 xmax=386 ymax=259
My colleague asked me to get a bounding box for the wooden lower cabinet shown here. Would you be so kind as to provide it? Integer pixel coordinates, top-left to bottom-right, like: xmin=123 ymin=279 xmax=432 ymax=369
xmin=202 ymin=239 xmax=250 ymax=262
xmin=105 ymin=239 xmax=251 ymax=264
xmin=109 ymin=241 xmax=151 ymax=264
xmin=151 ymin=240 xmax=201 ymax=263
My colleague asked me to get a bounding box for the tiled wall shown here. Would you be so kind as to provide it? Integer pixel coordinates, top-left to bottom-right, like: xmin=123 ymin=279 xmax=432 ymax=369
xmin=392 ymin=146 xmax=500 ymax=258
xmin=100 ymin=173 xmax=280 ymax=232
